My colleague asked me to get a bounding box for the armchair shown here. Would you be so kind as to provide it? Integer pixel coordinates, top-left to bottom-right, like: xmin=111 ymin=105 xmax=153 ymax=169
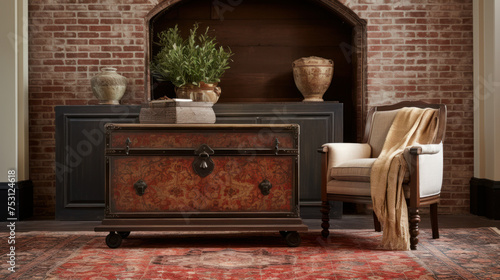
xmin=320 ymin=101 xmax=447 ymax=250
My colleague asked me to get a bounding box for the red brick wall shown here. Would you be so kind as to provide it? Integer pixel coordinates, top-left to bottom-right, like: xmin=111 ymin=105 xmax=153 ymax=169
xmin=28 ymin=0 xmax=473 ymax=217
xmin=339 ymin=0 xmax=473 ymax=215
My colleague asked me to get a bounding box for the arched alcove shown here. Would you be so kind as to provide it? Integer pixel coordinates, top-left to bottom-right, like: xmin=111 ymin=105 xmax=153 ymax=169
xmin=145 ymin=0 xmax=366 ymax=141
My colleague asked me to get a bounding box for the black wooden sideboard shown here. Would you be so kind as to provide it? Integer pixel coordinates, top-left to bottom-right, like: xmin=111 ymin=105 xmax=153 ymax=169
xmin=55 ymin=102 xmax=343 ymax=220
xmin=55 ymin=105 xmax=141 ymax=220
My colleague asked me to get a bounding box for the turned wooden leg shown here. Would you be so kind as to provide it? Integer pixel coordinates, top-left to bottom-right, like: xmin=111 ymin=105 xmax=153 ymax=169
xmin=320 ymin=201 xmax=331 ymax=238
xmin=409 ymin=207 xmax=420 ymax=250
xmin=373 ymin=211 xmax=382 ymax=232
xmin=430 ymin=203 xmax=439 ymax=239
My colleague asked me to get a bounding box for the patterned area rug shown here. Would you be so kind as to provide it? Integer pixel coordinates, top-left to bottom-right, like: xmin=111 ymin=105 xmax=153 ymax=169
xmin=0 ymin=228 xmax=498 ymax=279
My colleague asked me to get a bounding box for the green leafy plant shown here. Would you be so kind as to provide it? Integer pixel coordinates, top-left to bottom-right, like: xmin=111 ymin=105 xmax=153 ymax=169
xmin=150 ymin=23 xmax=233 ymax=88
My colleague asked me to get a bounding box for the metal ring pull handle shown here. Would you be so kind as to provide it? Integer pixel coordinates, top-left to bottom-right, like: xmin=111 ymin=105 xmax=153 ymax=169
xmin=193 ymin=144 xmax=215 ymax=177
xmin=134 ymin=179 xmax=147 ymax=196
xmin=259 ymin=179 xmax=273 ymax=195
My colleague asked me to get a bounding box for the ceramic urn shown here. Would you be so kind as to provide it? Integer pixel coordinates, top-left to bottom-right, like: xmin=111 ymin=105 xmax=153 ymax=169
xmin=91 ymin=67 xmax=127 ymax=104
xmin=292 ymin=56 xmax=334 ymax=102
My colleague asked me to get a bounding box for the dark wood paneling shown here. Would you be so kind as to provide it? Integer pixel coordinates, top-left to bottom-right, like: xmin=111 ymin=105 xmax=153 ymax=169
xmin=210 ymin=0 xmax=333 ymax=20
xmin=161 ymin=19 xmax=351 ymax=47
xmin=225 ymin=46 xmax=350 ymax=73
xmin=55 ymin=105 xmax=141 ymax=220
xmin=66 ymin=119 xmax=107 ymax=204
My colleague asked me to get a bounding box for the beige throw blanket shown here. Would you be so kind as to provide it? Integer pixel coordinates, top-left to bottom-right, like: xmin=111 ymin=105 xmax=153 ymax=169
xmin=371 ymin=107 xmax=438 ymax=250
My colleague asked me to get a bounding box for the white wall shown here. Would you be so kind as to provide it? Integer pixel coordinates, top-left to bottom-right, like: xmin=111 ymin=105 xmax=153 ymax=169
xmin=18 ymin=0 xmax=29 ymax=181
xmin=0 ymin=0 xmax=29 ymax=182
xmin=474 ymin=0 xmax=500 ymax=181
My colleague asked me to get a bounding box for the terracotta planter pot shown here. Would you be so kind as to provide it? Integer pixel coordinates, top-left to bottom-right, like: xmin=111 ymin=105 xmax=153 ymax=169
xmin=91 ymin=67 xmax=127 ymax=104
xmin=292 ymin=56 xmax=334 ymax=102
xmin=175 ymin=82 xmax=221 ymax=103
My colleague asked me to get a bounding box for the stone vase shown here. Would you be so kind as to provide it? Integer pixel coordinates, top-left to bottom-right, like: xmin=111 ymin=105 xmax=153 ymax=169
xmin=91 ymin=67 xmax=127 ymax=104
xmin=292 ymin=56 xmax=334 ymax=102
xmin=175 ymin=82 xmax=221 ymax=103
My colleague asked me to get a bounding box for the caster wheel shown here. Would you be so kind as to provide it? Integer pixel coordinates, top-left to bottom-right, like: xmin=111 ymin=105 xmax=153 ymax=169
xmin=105 ymin=232 xmax=122 ymax=249
xmin=284 ymin=231 xmax=301 ymax=247
xmin=118 ymin=231 xmax=130 ymax=239
xmin=279 ymin=231 xmax=288 ymax=237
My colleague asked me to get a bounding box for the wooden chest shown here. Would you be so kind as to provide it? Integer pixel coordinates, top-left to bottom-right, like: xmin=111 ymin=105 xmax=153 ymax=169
xmin=95 ymin=123 xmax=307 ymax=247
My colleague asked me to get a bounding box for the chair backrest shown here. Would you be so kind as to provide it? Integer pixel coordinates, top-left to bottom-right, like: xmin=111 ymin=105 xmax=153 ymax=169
xmin=362 ymin=101 xmax=447 ymax=158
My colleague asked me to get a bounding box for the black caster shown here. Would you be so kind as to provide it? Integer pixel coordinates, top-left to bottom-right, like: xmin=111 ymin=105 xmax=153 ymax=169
xmin=284 ymin=231 xmax=301 ymax=247
xmin=118 ymin=231 xmax=130 ymax=239
xmin=105 ymin=232 xmax=122 ymax=248
xmin=279 ymin=231 xmax=288 ymax=237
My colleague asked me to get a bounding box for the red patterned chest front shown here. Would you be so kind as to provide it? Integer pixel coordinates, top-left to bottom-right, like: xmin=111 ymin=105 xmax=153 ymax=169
xmin=105 ymin=124 xmax=300 ymax=218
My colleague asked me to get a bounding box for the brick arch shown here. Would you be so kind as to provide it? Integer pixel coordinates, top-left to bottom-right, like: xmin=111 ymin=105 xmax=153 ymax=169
xmin=144 ymin=0 xmax=367 ymax=141
xmin=312 ymin=0 xmax=367 ymax=138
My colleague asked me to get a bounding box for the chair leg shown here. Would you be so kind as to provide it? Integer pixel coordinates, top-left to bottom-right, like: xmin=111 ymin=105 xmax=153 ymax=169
xmin=373 ymin=211 xmax=382 ymax=232
xmin=320 ymin=200 xmax=330 ymax=238
xmin=430 ymin=203 xmax=439 ymax=239
xmin=409 ymin=207 xmax=420 ymax=250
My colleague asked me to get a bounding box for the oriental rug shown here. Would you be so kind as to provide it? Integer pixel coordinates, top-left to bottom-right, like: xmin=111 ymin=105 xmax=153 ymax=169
xmin=0 ymin=227 xmax=498 ymax=279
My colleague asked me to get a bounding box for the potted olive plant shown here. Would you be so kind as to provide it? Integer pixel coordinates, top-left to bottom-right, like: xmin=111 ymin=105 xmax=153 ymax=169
xmin=150 ymin=23 xmax=233 ymax=103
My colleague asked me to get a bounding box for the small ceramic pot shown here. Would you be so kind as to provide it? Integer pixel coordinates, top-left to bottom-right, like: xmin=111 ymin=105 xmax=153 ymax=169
xmin=175 ymin=82 xmax=221 ymax=103
xmin=91 ymin=67 xmax=127 ymax=104
xmin=292 ymin=56 xmax=334 ymax=102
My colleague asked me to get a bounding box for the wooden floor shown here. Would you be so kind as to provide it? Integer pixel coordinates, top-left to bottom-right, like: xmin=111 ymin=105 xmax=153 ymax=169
xmin=4 ymin=214 xmax=499 ymax=232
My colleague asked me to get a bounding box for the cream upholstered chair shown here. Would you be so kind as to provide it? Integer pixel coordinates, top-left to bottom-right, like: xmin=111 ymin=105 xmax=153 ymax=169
xmin=319 ymin=101 xmax=447 ymax=250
